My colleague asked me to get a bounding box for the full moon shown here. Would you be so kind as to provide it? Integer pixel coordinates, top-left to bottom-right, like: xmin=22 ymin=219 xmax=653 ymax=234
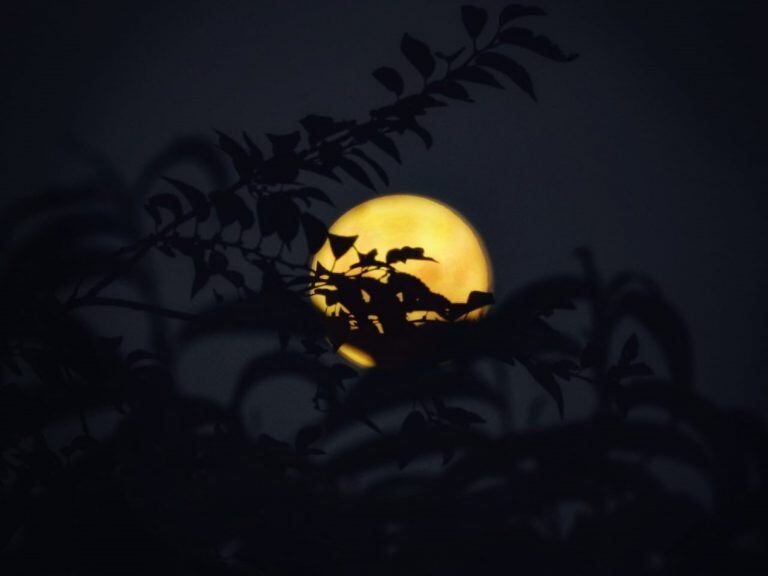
xmin=311 ymin=193 xmax=493 ymax=367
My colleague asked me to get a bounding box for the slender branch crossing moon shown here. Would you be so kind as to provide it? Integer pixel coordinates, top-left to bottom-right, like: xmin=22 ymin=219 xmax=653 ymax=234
xmin=311 ymin=193 xmax=493 ymax=367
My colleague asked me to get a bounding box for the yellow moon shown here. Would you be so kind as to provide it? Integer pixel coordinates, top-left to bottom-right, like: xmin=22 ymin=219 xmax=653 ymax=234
xmin=311 ymin=193 xmax=492 ymax=367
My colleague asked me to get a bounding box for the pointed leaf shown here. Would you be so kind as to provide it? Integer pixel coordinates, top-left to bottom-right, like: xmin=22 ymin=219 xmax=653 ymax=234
xmin=257 ymin=194 xmax=277 ymax=237
xmin=498 ymin=27 xmax=578 ymax=61
xmin=401 ymin=33 xmax=435 ymax=78
xmin=162 ymin=177 xmax=211 ymax=221
xmin=452 ymin=65 xmax=504 ymax=88
xmin=404 ymin=119 xmax=433 ymax=148
xmin=350 ymin=149 xmax=389 ymax=185
xmin=401 ymin=410 xmax=427 ymax=436
xmin=191 ymin=253 xmax=211 ymax=298
xmin=525 ymin=362 xmax=564 ymax=419
xmin=146 ymin=193 xmax=183 ymax=221
xmin=291 ymin=186 xmax=333 ymax=206
xmin=216 ymin=130 xmax=252 ymax=178
xmin=301 ymin=212 xmax=327 ymax=254
xmin=439 ymin=406 xmax=485 ymax=426
xmin=372 ymin=66 xmax=404 ymax=95
xmin=428 ymin=80 xmax=473 ymax=102
xmin=328 ymin=234 xmax=358 ymax=259
xmin=242 ymin=131 xmax=263 ymax=164
xmin=266 ymin=131 xmax=301 ymax=155
xmin=386 ymin=246 xmax=437 ymax=264
xmin=368 ymin=133 xmax=401 ymax=163
xmin=476 ymin=52 xmax=536 ymax=99
xmin=337 ymin=157 xmax=375 ymax=190
xmin=435 ymin=47 xmax=466 ymax=63
xmin=461 ymin=5 xmax=488 ymax=39
xmin=466 ymin=290 xmax=495 ymax=310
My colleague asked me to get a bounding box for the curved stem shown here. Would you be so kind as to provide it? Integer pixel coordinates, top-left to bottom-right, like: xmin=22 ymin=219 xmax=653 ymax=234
xmin=68 ymin=296 xmax=197 ymax=322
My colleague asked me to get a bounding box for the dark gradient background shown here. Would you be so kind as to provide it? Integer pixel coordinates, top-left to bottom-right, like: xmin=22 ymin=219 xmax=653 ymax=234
xmin=2 ymin=0 xmax=767 ymax=420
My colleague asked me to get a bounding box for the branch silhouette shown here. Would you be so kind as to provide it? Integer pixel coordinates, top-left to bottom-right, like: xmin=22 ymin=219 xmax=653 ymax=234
xmin=1 ymin=4 xmax=766 ymax=576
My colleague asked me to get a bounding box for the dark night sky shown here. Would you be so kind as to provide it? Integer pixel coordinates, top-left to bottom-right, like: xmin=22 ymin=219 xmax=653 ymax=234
xmin=2 ymin=0 xmax=767 ymax=419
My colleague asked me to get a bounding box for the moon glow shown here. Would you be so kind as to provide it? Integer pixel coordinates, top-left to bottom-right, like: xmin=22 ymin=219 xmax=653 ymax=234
xmin=311 ymin=193 xmax=492 ymax=367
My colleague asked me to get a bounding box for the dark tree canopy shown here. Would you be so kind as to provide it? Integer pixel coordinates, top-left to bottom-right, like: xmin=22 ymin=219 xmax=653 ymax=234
xmin=0 ymin=4 xmax=765 ymax=576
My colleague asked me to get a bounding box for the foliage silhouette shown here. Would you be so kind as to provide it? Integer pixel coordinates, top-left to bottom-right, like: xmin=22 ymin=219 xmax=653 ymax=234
xmin=1 ymin=4 xmax=766 ymax=575
xmin=308 ymin=238 xmax=495 ymax=365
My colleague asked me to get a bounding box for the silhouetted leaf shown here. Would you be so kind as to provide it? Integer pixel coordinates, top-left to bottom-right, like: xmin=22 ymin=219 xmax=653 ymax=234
xmin=351 ymin=248 xmax=382 ymax=269
xmin=372 ymin=66 xmax=404 ymax=95
xmin=242 ymin=130 xmax=264 ymax=164
xmin=401 ymin=410 xmax=427 ymax=436
xmin=466 ymin=290 xmax=495 ymax=310
xmin=327 ymin=234 xmax=357 ymax=260
xmin=315 ymin=288 xmax=340 ymax=306
xmin=435 ymin=46 xmax=466 ymax=63
xmin=261 ymin=155 xmax=301 ymax=183
xmin=620 ymin=333 xmax=639 ymax=366
xmin=279 ymin=207 xmax=301 ymax=248
xmin=337 ymin=157 xmax=375 ymax=190
xmin=438 ymin=405 xmax=485 ymax=426
xmin=499 ymin=4 xmax=547 ymax=26
xmin=301 ymin=212 xmax=327 ymax=254
xmin=525 ymin=361 xmax=564 ymax=418
xmin=257 ymin=194 xmax=277 ymax=237
xmin=267 ymin=131 xmax=301 ymax=155
xmin=615 ymin=290 xmax=692 ymax=387
xmin=211 ymin=189 xmax=254 ymax=229
xmin=401 ymin=33 xmax=435 ymax=78
xmin=404 ymin=119 xmax=433 ymax=148
xmin=350 ymin=149 xmax=389 ymax=185
xmin=146 ymin=193 xmax=183 ymax=221
xmin=386 ymin=246 xmax=437 ymax=264
xmin=428 ymin=80 xmax=474 ymax=102
xmin=301 ymin=161 xmax=341 ymax=183
xmin=476 ymin=52 xmax=536 ymax=99
xmin=461 ymin=5 xmax=488 ymax=39
xmin=291 ymin=186 xmax=333 ymax=206
xmin=452 ymin=66 xmax=504 ymax=88
xmin=300 ymin=114 xmax=355 ymax=144
xmin=498 ymin=27 xmax=578 ymax=61
xmin=257 ymin=193 xmax=301 ymax=246
xmin=216 ymin=130 xmax=252 ymax=178
xmin=273 ymin=195 xmax=301 ymax=246
xmin=162 ymin=177 xmax=211 ymax=221
xmin=368 ymin=133 xmax=401 ymax=163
